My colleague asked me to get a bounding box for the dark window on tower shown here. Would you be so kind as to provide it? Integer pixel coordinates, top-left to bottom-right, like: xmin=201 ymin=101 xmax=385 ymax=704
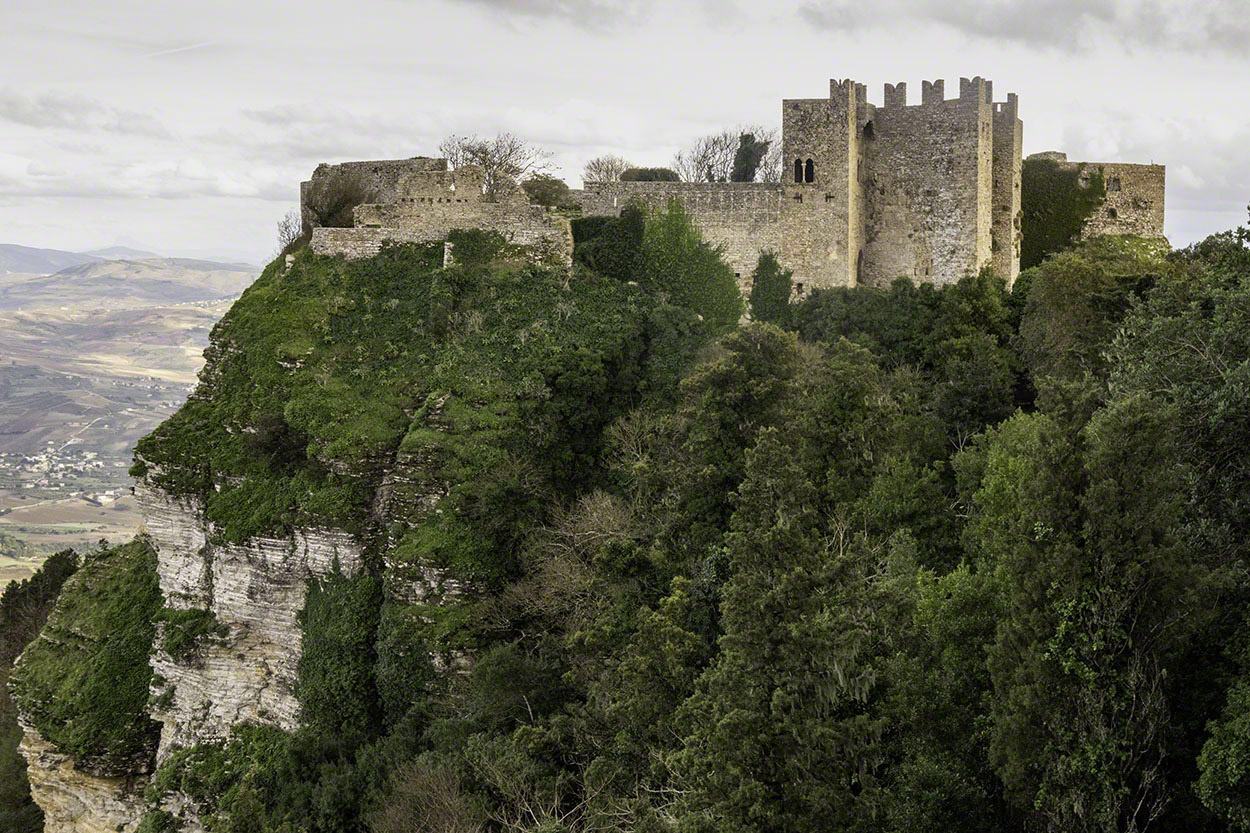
xmin=794 ymin=158 xmax=803 ymax=183
xmin=864 ymin=120 xmax=875 ymax=139
xmin=804 ymin=159 xmax=815 ymax=183
xmin=856 ymin=250 xmax=864 ymax=283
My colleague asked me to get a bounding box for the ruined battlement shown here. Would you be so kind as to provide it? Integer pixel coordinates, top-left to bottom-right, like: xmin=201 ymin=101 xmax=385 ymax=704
xmin=1025 ymin=152 xmax=1166 ymax=242
xmin=306 ymin=159 xmax=573 ymax=265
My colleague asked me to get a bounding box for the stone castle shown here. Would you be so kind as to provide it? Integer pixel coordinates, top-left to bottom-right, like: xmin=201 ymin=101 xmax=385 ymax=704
xmin=307 ymin=75 xmax=1166 ymax=293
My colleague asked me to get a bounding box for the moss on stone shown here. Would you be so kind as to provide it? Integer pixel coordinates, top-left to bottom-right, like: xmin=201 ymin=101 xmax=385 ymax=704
xmin=1021 ymin=159 xmax=1107 ymax=269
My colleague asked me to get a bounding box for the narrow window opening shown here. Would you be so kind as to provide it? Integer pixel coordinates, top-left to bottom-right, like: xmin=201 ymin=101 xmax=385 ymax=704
xmin=856 ymin=250 xmax=864 ymax=283
xmin=804 ymin=158 xmax=815 ymax=183
xmin=795 ymin=282 xmax=804 ymax=294
xmin=1108 ymin=207 xmax=1118 ymax=219
xmin=864 ymin=120 xmax=875 ymax=139
xmin=793 ymin=158 xmax=803 ymax=183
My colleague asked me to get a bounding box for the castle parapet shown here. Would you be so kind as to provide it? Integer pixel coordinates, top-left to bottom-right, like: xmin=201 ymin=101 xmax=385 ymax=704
xmin=921 ymin=79 xmax=945 ymax=105
xmin=308 ymin=159 xmax=572 ymax=265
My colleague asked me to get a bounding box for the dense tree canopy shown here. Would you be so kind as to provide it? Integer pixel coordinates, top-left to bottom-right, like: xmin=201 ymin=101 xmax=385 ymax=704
xmin=11 ymin=202 xmax=1250 ymax=833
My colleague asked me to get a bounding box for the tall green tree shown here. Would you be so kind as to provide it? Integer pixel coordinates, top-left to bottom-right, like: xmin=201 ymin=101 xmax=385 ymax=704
xmin=747 ymin=251 xmax=792 ymax=329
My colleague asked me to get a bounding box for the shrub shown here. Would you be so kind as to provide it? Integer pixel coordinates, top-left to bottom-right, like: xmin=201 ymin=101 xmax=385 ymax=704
xmin=637 ymin=200 xmax=743 ymax=334
xmin=572 ymin=208 xmax=645 ymax=282
xmin=748 ymin=250 xmax=793 ymax=328
xmin=10 ymin=539 xmax=161 ymax=774
xmin=157 ymin=607 xmax=228 ymax=663
xmin=521 ymin=174 xmax=573 ymax=208
xmin=620 ymin=167 xmax=680 ymax=182
xmin=296 ymin=569 xmax=382 ymax=745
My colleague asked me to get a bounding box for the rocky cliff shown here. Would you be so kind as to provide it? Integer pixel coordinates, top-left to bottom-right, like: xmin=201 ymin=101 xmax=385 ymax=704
xmin=9 ymin=231 xmax=692 ymax=831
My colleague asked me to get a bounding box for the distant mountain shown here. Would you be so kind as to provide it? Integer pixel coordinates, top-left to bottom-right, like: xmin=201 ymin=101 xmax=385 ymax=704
xmin=0 ymin=244 xmax=101 ymax=275
xmin=80 ymin=245 xmax=161 ymax=260
xmin=0 ymin=257 xmax=259 ymax=310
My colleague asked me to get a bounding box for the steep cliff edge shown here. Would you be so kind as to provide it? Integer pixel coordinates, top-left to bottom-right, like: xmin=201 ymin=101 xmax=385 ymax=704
xmin=12 ymin=222 xmax=724 ymax=831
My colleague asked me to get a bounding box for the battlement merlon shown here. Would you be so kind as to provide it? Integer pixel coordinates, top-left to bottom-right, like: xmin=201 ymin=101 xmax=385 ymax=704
xmin=959 ymin=76 xmax=989 ymax=104
xmin=993 ymin=93 xmax=1020 ymax=120
xmin=884 ymin=82 xmax=907 ymax=108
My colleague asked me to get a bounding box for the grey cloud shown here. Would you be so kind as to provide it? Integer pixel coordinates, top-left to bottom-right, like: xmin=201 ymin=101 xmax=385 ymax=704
xmin=798 ymin=0 xmax=1250 ymax=54
xmin=455 ymin=0 xmax=650 ymax=28
xmin=0 ymin=89 xmax=170 ymax=136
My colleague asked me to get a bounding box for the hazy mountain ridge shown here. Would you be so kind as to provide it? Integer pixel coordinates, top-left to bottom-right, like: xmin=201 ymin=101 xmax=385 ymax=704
xmin=0 ymin=258 xmax=258 ymax=311
xmin=0 ymin=245 xmax=101 ymax=276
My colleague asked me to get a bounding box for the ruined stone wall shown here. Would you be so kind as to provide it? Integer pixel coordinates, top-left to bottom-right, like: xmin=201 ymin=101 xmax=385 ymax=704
xmin=860 ymin=77 xmax=995 ymax=287
xmin=310 ymin=164 xmax=573 ymax=265
xmin=1079 ymin=162 xmax=1166 ymax=240
xmin=577 ymin=181 xmax=782 ymax=293
xmin=992 ymin=95 xmax=1023 ymax=287
xmin=300 ymin=157 xmax=446 ymax=230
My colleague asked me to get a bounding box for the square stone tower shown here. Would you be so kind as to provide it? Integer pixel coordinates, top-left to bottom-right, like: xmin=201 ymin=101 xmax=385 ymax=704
xmin=775 ymin=75 xmax=1021 ymax=290
xmin=780 ymin=79 xmax=867 ymax=291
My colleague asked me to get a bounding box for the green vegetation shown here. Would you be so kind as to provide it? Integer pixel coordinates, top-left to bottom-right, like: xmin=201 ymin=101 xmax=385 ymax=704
xmin=747 ymin=250 xmax=793 ymax=328
xmin=619 ymin=167 xmax=680 ymax=182
xmin=43 ymin=204 xmax=1250 ymax=833
xmin=730 ymin=132 xmax=770 ymax=182
xmin=10 ymin=539 xmax=159 ymax=774
xmin=520 ymin=174 xmax=577 ymax=209
xmin=157 ymin=607 xmax=228 ymax=663
xmin=0 ymin=530 xmax=55 ymax=562
xmin=1021 ymin=158 xmax=1106 ymax=269
xmin=134 ymin=219 xmax=715 ymax=548
xmin=0 ymin=549 xmax=79 ymax=833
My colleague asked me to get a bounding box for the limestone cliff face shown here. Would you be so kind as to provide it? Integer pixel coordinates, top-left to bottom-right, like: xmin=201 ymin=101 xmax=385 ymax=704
xmin=137 ymin=482 xmax=365 ymax=762
xmin=14 ymin=483 xmax=367 ymax=832
xmin=18 ymin=722 xmax=145 ymax=833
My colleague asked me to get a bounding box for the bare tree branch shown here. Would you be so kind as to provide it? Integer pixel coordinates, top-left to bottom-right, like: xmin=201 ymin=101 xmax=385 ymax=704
xmin=582 ymin=153 xmax=633 ymax=183
xmin=439 ymin=132 xmax=554 ymax=201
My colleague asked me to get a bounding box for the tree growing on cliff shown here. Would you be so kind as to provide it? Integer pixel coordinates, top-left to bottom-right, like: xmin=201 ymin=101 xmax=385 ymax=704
xmin=439 ymin=132 xmax=553 ymax=201
xmin=582 ymin=153 xmax=633 ymax=183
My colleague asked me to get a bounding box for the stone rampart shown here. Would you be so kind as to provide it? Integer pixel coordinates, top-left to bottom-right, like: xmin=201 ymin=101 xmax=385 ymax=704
xmin=578 ymin=181 xmax=782 ymax=292
xmin=1080 ymin=162 xmax=1166 ymax=241
xmin=300 ymin=157 xmax=445 ymax=230
xmin=309 ymin=163 xmax=573 ymax=266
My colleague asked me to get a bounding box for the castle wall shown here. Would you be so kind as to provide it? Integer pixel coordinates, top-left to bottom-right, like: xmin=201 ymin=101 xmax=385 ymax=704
xmin=860 ymin=78 xmax=994 ymax=288
xmin=992 ymin=96 xmax=1023 ymax=287
xmin=310 ymin=165 xmax=573 ymax=264
xmin=300 ymin=157 xmax=446 ymax=230
xmin=1079 ymin=162 xmax=1166 ymax=240
xmin=578 ymin=181 xmax=782 ymax=295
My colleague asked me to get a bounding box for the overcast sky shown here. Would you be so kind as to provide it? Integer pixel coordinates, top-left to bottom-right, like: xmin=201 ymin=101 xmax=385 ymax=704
xmin=1 ymin=0 xmax=1247 ymax=263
